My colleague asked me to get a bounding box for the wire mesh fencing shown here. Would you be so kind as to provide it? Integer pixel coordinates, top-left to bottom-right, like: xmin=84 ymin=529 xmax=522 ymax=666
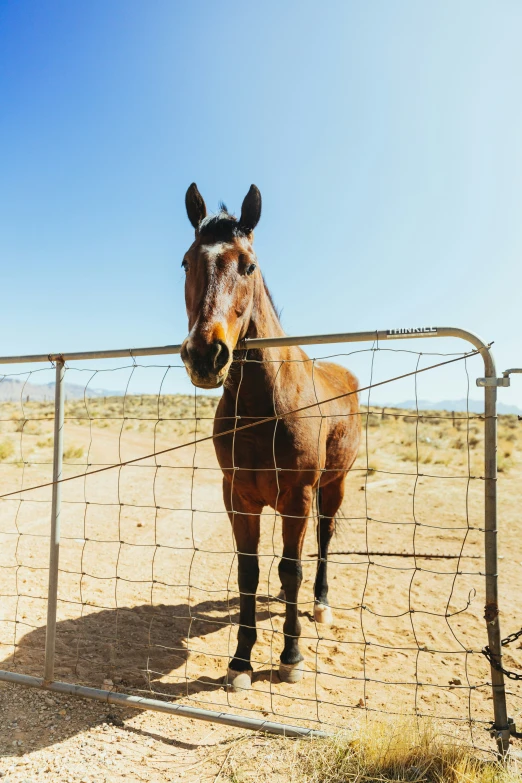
xmin=0 ymin=331 xmax=520 ymax=753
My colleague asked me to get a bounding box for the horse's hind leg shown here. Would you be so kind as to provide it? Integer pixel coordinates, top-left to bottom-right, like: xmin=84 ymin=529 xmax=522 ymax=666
xmin=278 ymin=487 xmax=313 ymax=683
xmin=223 ymin=482 xmax=262 ymax=692
xmin=314 ymin=477 xmax=345 ymax=625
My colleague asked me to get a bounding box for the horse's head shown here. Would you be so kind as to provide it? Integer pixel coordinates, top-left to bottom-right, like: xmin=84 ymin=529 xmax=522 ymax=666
xmin=180 ymin=183 xmax=262 ymax=389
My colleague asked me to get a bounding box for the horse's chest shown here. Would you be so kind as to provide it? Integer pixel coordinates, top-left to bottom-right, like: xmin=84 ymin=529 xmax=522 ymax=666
xmin=213 ymin=414 xmax=327 ymax=474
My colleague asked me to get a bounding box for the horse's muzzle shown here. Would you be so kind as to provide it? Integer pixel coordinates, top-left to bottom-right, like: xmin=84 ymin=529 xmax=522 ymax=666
xmin=180 ymin=337 xmax=231 ymax=389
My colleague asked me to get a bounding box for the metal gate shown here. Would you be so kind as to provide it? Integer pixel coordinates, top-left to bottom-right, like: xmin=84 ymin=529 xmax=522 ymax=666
xmin=0 ymin=326 xmax=517 ymax=753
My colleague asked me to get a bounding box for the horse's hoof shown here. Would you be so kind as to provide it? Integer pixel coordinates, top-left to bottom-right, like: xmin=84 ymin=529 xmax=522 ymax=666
xmin=225 ymin=668 xmax=252 ymax=692
xmin=314 ymin=602 xmax=333 ymax=625
xmin=278 ymin=660 xmax=304 ymax=683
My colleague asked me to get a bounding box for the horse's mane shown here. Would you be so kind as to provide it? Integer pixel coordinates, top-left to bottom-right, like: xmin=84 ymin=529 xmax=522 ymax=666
xmin=198 ymin=205 xmax=250 ymax=241
xmin=263 ymin=281 xmax=282 ymax=322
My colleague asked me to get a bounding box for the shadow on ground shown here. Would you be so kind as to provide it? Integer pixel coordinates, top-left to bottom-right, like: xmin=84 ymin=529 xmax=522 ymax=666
xmin=0 ymin=596 xmax=287 ymax=756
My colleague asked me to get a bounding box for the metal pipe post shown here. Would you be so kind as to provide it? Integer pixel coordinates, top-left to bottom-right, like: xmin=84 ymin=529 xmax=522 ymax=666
xmin=44 ymin=359 xmax=65 ymax=682
xmin=482 ymin=350 xmax=509 ymax=754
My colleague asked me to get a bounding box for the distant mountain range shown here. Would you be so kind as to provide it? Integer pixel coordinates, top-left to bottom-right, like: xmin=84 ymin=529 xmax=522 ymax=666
xmin=0 ymin=378 xmax=116 ymax=402
xmin=376 ymin=399 xmax=521 ymax=415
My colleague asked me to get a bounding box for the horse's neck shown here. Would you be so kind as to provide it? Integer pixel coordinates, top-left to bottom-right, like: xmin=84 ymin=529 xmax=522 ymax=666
xmin=245 ymin=276 xmax=285 ymax=342
xmin=225 ymin=276 xmax=302 ymax=410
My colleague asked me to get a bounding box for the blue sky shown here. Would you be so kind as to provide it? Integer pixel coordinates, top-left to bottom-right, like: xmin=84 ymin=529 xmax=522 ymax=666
xmin=0 ymin=1 xmax=521 ymax=406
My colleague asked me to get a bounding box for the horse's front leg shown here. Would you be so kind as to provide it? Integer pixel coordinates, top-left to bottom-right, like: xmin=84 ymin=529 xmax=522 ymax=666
xmin=278 ymin=487 xmax=313 ymax=683
xmin=223 ymin=479 xmax=262 ymax=692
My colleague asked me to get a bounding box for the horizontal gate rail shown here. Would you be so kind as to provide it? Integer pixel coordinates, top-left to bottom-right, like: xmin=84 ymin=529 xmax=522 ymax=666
xmin=0 ymin=325 xmax=495 ymax=365
xmin=0 ymin=670 xmax=326 ymax=738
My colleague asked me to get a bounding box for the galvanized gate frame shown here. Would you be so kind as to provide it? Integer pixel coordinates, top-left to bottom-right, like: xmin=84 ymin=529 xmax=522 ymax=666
xmin=0 ymin=326 xmax=513 ymax=750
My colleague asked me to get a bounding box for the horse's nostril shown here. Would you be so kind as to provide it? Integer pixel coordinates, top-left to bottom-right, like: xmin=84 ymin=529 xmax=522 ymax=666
xmin=183 ymin=339 xmax=229 ymax=380
xmin=212 ymin=340 xmax=229 ymax=372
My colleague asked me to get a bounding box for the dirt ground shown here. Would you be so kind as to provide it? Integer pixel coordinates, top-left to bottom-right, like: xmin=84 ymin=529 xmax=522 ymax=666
xmin=0 ymin=389 xmax=521 ymax=781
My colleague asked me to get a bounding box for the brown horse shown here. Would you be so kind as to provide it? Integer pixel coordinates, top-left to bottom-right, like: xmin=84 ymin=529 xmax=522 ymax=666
xmin=180 ymin=184 xmax=360 ymax=690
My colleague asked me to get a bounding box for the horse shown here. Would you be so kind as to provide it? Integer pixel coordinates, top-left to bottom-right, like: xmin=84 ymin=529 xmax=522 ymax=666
xmin=180 ymin=183 xmax=361 ymax=690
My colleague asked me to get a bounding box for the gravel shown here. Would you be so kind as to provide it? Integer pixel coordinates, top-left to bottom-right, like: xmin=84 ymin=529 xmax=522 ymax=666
xmin=0 ymin=681 xmax=246 ymax=782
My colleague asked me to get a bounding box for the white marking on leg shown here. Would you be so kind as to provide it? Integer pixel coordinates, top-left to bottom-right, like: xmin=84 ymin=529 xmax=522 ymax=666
xmin=314 ymin=602 xmax=333 ymax=625
xmin=278 ymin=660 xmax=305 ymax=683
xmin=225 ymin=668 xmax=252 ymax=691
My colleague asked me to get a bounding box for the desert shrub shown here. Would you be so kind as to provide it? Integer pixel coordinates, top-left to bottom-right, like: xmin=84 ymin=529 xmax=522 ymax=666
xmin=419 ymin=449 xmax=433 ymax=464
xmin=503 ymin=441 xmax=514 ymax=455
xmin=433 ymin=454 xmax=452 ymax=466
xmin=497 ymin=453 xmax=512 ymax=473
xmin=63 ymin=445 xmax=84 ymax=460
xmin=0 ymin=439 xmax=14 ymax=461
xmin=25 ymin=421 xmax=43 ymax=435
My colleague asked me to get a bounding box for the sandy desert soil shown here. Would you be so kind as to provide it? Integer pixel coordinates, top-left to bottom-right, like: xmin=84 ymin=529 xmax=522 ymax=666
xmin=0 ymin=388 xmax=520 ymax=781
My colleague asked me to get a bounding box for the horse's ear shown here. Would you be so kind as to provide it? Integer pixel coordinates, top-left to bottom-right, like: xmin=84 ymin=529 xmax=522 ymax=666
xmin=185 ymin=183 xmax=207 ymax=230
xmin=239 ymin=185 xmax=262 ymax=232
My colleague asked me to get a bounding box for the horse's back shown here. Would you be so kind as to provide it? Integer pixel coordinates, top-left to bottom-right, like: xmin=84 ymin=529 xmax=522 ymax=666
xmin=313 ymin=360 xmax=361 ymax=477
xmin=313 ymin=360 xmax=359 ymax=413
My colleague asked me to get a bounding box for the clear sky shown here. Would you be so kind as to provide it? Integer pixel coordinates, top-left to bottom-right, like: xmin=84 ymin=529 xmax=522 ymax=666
xmin=0 ymin=1 xmax=521 ymax=406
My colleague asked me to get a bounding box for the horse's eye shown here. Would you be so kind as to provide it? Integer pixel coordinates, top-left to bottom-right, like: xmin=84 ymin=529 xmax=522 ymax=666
xmin=182 ymin=259 xmax=188 ymax=270
xmin=246 ymin=264 xmax=256 ymax=275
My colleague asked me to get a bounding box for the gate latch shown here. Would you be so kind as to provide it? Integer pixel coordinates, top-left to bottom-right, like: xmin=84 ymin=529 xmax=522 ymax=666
xmin=477 ymin=368 xmax=522 ymax=388
xmin=476 ymin=377 xmax=510 ymax=387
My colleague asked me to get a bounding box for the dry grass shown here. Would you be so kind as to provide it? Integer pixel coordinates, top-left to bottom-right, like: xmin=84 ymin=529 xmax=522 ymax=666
xmin=0 ymin=396 xmax=517 ymax=477
xmin=0 ymin=393 xmax=220 ymax=464
xmin=224 ymin=720 xmax=521 ymax=782
xmin=362 ymin=407 xmax=520 ymax=477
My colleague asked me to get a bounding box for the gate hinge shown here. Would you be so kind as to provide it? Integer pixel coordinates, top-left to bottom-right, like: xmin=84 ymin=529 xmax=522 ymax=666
xmin=489 ymin=718 xmax=518 ymax=745
xmin=508 ymin=718 xmax=522 ymax=738
xmin=476 ymin=377 xmax=510 ymax=387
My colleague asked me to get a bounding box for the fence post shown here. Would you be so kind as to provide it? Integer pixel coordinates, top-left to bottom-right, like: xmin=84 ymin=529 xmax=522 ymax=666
xmin=44 ymin=358 xmax=65 ymax=683
xmin=483 ymin=350 xmax=510 ymax=754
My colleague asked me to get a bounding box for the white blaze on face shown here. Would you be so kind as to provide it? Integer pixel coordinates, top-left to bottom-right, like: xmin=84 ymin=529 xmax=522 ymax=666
xmin=202 ymin=242 xmax=234 ymax=261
